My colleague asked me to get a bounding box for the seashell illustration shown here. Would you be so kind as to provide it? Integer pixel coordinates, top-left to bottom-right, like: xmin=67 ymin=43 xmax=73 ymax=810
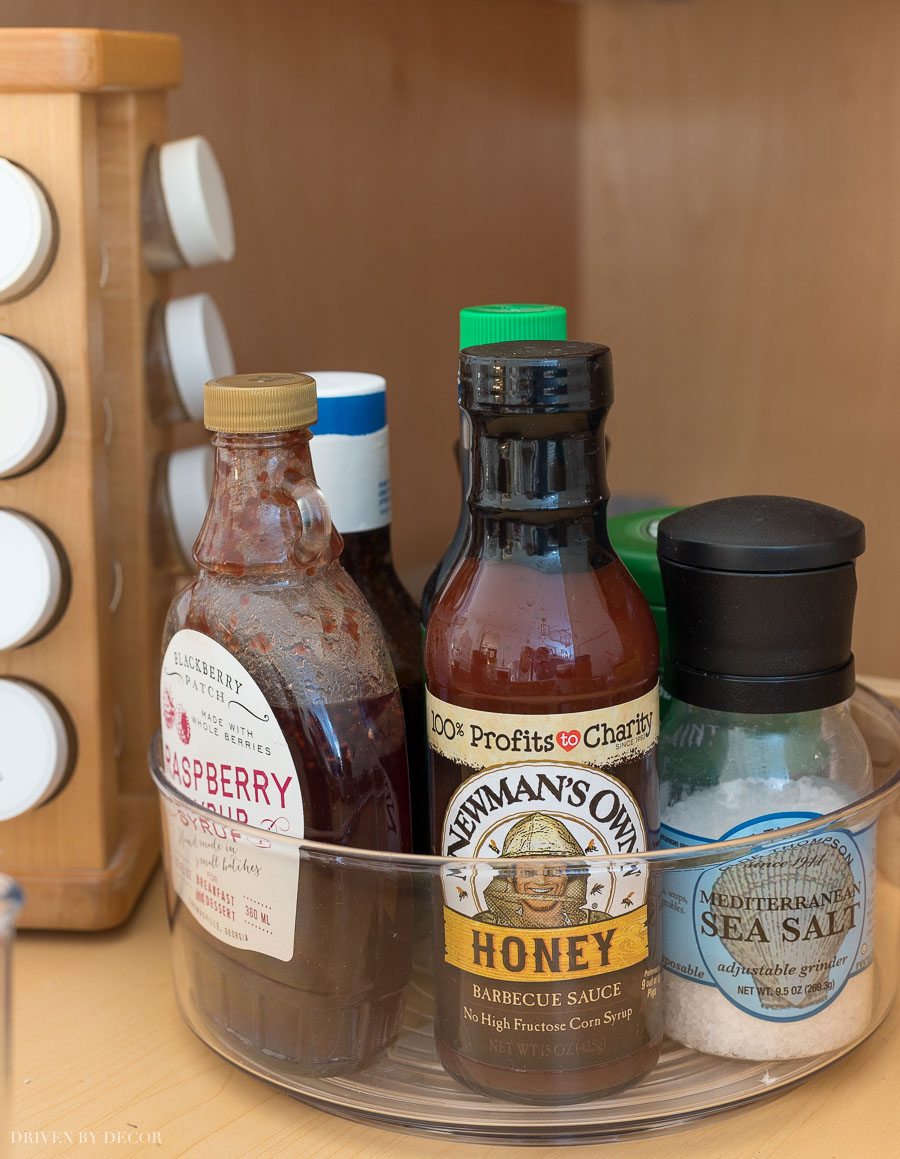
xmin=708 ymin=840 xmax=857 ymax=1010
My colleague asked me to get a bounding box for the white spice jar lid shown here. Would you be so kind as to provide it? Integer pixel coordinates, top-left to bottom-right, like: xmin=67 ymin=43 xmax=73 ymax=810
xmin=0 ymin=510 xmax=65 ymax=650
xmin=0 ymin=679 xmax=70 ymax=819
xmin=164 ymin=293 xmax=235 ymax=421
xmin=0 ymin=159 xmax=55 ymax=302
xmin=167 ymin=445 xmax=214 ymax=563
xmin=158 ymin=137 xmax=235 ymax=268
xmin=0 ymin=336 xmax=60 ymax=477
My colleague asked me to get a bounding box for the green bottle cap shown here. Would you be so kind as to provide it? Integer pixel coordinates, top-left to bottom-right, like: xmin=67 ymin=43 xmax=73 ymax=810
xmin=459 ymin=303 xmax=567 ymax=350
xmin=608 ymin=506 xmax=682 ymax=608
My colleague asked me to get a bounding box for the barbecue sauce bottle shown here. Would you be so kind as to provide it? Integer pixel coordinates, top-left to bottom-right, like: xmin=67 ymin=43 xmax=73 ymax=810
xmin=159 ymin=373 xmax=412 ymax=1076
xmin=425 ymin=342 xmax=661 ymax=1102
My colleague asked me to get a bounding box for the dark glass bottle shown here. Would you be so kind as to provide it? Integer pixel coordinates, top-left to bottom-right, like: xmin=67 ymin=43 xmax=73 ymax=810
xmin=159 ymin=373 xmax=412 ymax=1076
xmin=420 ymin=304 xmax=567 ymax=630
xmin=425 ymin=342 xmax=661 ymax=1103
xmin=308 ymin=372 xmax=428 ymax=851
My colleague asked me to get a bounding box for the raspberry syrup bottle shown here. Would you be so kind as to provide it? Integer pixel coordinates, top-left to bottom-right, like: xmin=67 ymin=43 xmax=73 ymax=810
xmin=425 ymin=342 xmax=662 ymax=1102
xmin=159 ymin=373 xmax=412 ymax=1075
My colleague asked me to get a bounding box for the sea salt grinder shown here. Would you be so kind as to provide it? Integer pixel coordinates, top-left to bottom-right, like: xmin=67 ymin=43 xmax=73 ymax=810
xmin=655 ymin=495 xmax=874 ymax=1060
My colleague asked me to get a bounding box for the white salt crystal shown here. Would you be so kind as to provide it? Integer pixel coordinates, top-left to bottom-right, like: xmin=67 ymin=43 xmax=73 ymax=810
xmin=663 ymin=968 xmax=872 ymax=1060
xmin=662 ymin=775 xmax=856 ymax=834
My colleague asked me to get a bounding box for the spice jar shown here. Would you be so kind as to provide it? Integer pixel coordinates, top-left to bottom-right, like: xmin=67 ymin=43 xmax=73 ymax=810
xmin=148 ymin=445 xmax=214 ymax=582
xmin=0 ymin=336 xmax=63 ymax=478
xmin=141 ymin=137 xmax=235 ymax=274
xmin=656 ymin=495 xmax=874 ymax=1060
xmin=0 ymin=679 xmax=73 ymax=820
xmin=0 ymin=511 xmax=69 ymax=650
xmin=0 ymin=158 xmax=57 ymax=303
xmin=146 ymin=293 xmax=235 ymax=425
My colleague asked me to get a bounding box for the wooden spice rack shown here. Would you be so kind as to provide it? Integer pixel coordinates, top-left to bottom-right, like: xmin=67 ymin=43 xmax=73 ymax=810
xmin=0 ymin=29 xmax=202 ymax=929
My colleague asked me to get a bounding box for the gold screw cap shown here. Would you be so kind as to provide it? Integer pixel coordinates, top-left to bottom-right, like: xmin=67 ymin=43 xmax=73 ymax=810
xmin=204 ymin=372 xmax=317 ymax=432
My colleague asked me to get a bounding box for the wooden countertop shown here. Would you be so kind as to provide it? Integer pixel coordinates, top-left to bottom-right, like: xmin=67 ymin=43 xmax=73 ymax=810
xmin=9 ymin=865 xmax=899 ymax=1159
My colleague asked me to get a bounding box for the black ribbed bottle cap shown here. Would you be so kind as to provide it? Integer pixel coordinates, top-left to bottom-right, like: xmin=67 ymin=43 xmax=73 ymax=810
xmin=657 ymin=496 xmax=865 ymax=713
xmin=459 ymin=341 xmax=613 ymax=413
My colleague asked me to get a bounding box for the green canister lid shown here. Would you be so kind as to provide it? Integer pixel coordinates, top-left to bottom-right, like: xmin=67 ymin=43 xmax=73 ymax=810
xmin=608 ymin=507 xmax=681 ymax=609
xmin=459 ymin=303 xmax=567 ymax=350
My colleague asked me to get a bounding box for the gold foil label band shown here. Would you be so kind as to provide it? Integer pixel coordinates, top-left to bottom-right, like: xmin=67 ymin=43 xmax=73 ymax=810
xmin=444 ymin=905 xmax=649 ymax=982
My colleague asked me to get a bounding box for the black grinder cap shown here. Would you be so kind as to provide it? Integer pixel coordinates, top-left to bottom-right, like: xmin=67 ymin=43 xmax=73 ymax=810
xmin=459 ymin=341 xmax=613 ymax=413
xmin=657 ymin=496 xmax=865 ymax=713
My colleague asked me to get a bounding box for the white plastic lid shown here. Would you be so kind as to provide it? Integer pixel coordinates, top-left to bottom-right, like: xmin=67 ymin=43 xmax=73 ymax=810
xmin=164 ymin=293 xmax=235 ymax=421
xmin=306 ymin=372 xmax=392 ymax=532
xmin=0 ymin=511 xmax=64 ymax=650
xmin=0 ymin=336 xmax=60 ymax=477
xmin=158 ymin=137 xmax=235 ymax=268
xmin=0 ymin=679 xmax=70 ymax=820
xmin=0 ymin=159 xmax=55 ymax=301
xmin=307 ymin=372 xmax=387 ymax=398
xmin=167 ymin=445 xmax=214 ymax=563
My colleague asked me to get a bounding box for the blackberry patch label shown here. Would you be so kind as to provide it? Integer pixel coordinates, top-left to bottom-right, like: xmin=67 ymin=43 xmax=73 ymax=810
xmin=160 ymin=629 xmax=301 ymax=960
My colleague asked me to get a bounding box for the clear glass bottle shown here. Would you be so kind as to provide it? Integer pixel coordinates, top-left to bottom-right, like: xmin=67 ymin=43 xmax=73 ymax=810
xmin=656 ymin=495 xmax=874 ymax=1060
xmin=307 ymin=372 xmax=427 ymax=849
xmin=159 ymin=372 xmax=412 ymax=1076
xmin=420 ymin=304 xmax=567 ymax=630
xmin=426 ymin=341 xmax=661 ymax=1103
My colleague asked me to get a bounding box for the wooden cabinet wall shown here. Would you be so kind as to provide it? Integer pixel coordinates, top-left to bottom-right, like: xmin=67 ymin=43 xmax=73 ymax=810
xmin=580 ymin=0 xmax=900 ymax=677
xmin=0 ymin=0 xmax=579 ymax=594
xmin=2 ymin=0 xmax=898 ymax=675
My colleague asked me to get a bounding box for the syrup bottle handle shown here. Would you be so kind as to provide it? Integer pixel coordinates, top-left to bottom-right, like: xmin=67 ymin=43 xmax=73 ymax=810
xmin=292 ymin=478 xmax=332 ymax=566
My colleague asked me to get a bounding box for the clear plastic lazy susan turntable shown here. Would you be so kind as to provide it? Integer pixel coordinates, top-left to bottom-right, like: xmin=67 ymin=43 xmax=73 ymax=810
xmin=150 ymin=686 xmax=900 ymax=1145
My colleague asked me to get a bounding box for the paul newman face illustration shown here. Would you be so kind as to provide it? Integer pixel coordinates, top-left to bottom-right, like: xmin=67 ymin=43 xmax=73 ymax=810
xmin=474 ymin=812 xmax=613 ymax=929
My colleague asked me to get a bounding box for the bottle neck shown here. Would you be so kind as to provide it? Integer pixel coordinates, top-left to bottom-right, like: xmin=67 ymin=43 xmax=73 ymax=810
xmin=339 ymin=525 xmax=394 ymax=577
xmin=464 ymin=409 xmax=613 ymax=570
xmin=194 ymin=430 xmax=341 ymax=573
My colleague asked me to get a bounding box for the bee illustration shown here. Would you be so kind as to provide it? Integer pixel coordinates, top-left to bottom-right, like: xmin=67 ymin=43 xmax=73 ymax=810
xmin=590 ymin=883 xmax=605 ymax=895
xmin=456 ymin=886 xmax=468 ymax=900
xmin=584 ymin=839 xmax=598 ymax=853
xmin=489 ymin=839 xmax=500 ymax=854
xmin=621 ymin=891 xmax=635 ymax=908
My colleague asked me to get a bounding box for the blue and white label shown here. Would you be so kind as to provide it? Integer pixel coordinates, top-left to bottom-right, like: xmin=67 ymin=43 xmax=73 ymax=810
xmin=660 ymin=813 xmax=874 ymax=1021
xmin=307 ymin=371 xmax=392 ymax=533
xmin=309 ymin=426 xmax=391 ymax=533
